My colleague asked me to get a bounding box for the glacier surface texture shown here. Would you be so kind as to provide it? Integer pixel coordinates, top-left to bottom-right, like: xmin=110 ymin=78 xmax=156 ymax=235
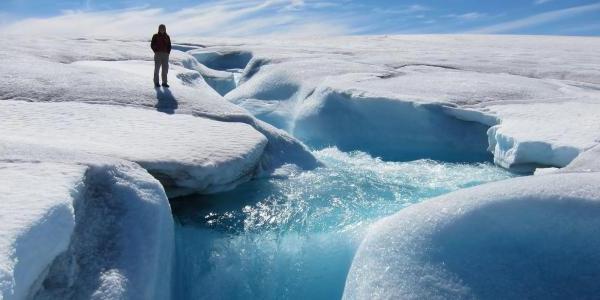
xmin=0 ymin=34 xmax=599 ymax=299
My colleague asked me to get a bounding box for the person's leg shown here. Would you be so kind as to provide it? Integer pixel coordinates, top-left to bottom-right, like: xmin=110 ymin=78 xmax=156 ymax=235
xmin=161 ymin=53 xmax=169 ymax=84
xmin=154 ymin=53 xmax=161 ymax=85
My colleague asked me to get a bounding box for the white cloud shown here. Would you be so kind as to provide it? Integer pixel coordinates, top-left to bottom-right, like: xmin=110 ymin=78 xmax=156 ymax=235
xmin=0 ymin=0 xmax=356 ymax=38
xmin=282 ymin=0 xmax=305 ymax=11
xmin=471 ymin=3 xmax=600 ymax=33
xmin=282 ymin=0 xmax=339 ymax=11
xmin=446 ymin=12 xmax=488 ymax=21
xmin=407 ymin=4 xmax=430 ymax=12
xmin=372 ymin=4 xmax=430 ymax=15
xmin=311 ymin=2 xmax=340 ymax=9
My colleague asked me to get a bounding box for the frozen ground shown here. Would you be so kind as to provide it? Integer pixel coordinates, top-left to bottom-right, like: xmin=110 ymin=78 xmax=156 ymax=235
xmin=1 ymin=34 xmax=599 ymax=299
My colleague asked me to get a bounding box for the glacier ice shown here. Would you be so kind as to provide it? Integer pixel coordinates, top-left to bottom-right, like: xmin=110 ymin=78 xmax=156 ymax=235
xmin=0 ymin=36 xmax=320 ymax=300
xmin=0 ymin=159 xmax=173 ymax=300
xmin=0 ymin=162 xmax=83 ymax=300
xmin=0 ymin=37 xmax=318 ymax=177
xmin=188 ymin=48 xmax=252 ymax=71
xmin=178 ymin=35 xmax=600 ymax=300
xmin=486 ymin=101 xmax=600 ymax=171
xmin=344 ymin=172 xmax=600 ymax=300
xmin=292 ymin=87 xmax=492 ymax=162
xmin=172 ymin=148 xmax=516 ymax=300
xmin=1 ymin=34 xmax=600 ymax=300
xmin=0 ymin=100 xmax=268 ymax=196
xmin=559 ymin=145 xmax=600 ymax=174
xmin=201 ymin=35 xmax=600 ymax=170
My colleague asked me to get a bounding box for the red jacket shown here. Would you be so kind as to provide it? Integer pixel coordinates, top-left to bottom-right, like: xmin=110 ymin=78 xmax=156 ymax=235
xmin=151 ymin=33 xmax=171 ymax=53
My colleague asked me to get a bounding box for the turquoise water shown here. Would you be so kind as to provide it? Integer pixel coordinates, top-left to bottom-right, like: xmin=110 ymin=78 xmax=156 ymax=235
xmin=172 ymin=148 xmax=516 ymax=300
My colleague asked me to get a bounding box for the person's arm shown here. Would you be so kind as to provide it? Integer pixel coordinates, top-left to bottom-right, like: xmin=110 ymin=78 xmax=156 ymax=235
xmin=150 ymin=35 xmax=157 ymax=53
xmin=167 ymin=35 xmax=172 ymax=54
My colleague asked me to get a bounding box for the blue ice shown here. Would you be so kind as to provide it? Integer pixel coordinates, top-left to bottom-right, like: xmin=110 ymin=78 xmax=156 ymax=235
xmin=171 ymin=148 xmax=515 ymax=300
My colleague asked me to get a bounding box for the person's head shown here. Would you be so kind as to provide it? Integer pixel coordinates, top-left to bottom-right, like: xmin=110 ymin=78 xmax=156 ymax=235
xmin=158 ymin=24 xmax=166 ymax=34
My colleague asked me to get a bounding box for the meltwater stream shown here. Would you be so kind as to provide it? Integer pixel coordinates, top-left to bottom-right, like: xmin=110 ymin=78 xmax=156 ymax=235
xmin=171 ymin=148 xmax=516 ymax=300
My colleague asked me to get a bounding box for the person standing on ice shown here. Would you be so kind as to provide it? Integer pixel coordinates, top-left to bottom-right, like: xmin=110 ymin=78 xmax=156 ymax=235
xmin=151 ymin=24 xmax=171 ymax=88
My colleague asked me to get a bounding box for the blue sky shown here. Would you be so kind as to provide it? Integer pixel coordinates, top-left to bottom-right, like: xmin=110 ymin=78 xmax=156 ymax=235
xmin=1 ymin=0 xmax=599 ymax=37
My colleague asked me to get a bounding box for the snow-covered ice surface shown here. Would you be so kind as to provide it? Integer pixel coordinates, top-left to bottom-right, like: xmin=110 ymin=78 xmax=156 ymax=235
xmin=2 ymin=34 xmax=600 ymax=299
xmin=0 ymin=162 xmax=83 ymax=300
xmin=559 ymin=144 xmax=600 ymax=173
xmin=177 ymin=35 xmax=600 ymax=299
xmin=0 ymin=37 xmax=319 ymax=181
xmin=485 ymin=101 xmax=600 ymax=171
xmin=0 ymin=100 xmax=267 ymax=196
xmin=344 ymin=172 xmax=600 ymax=299
xmin=0 ymin=158 xmax=173 ymax=300
xmin=0 ymin=36 xmax=316 ymax=299
xmin=184 ymin=35 xmax=600 ymax=169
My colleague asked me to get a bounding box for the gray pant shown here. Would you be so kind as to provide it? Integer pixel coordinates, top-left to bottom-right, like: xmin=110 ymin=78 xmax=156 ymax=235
xmin=154 ymin=52 xmax=169 ymax=84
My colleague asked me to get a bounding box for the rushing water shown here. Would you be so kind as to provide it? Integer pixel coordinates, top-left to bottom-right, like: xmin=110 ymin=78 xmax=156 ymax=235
xmin=171 ymin=148 xmax=516 ymax=300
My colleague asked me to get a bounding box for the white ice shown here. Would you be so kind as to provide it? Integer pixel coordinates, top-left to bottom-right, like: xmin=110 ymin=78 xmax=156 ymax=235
xmin=0 ymin=100 xmax=268 ymax=196
xmin=2 ymin=34 xmax=600 ymax=299
xmin=180 ymin=35 xmax=600 ymax=299
xmin=0 ymin=36 xmax=318 ymax=299
xmin=0 ymin=37 xmax=319 ymax=176
xmin=344 ymin=172 xmax=600 ymax=299
xmin=185 ymin=35 xmax=600 ymax=170
xmin=0 ymin=158 xmax=173 ymax=300
xmin=0 ymin=162 xmax=82 ymax=300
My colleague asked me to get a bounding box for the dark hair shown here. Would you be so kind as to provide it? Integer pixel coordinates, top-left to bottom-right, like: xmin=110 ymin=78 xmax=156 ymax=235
xmin=158 ymin=24 xmax=166 ymax=32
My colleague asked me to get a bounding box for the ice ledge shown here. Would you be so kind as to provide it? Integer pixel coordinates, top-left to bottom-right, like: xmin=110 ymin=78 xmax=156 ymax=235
xmin=34 ymin=161 xmax=173 ymax=300
xmin=443 ymin=100 xmax=600 ymax=173
xmin=0 ymin=162 xmax=82 ymax=300
xmin=0 ymin=100 xmax=269 ymax=197
xmin=0 ymin=158 xmax=173 ymax=300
